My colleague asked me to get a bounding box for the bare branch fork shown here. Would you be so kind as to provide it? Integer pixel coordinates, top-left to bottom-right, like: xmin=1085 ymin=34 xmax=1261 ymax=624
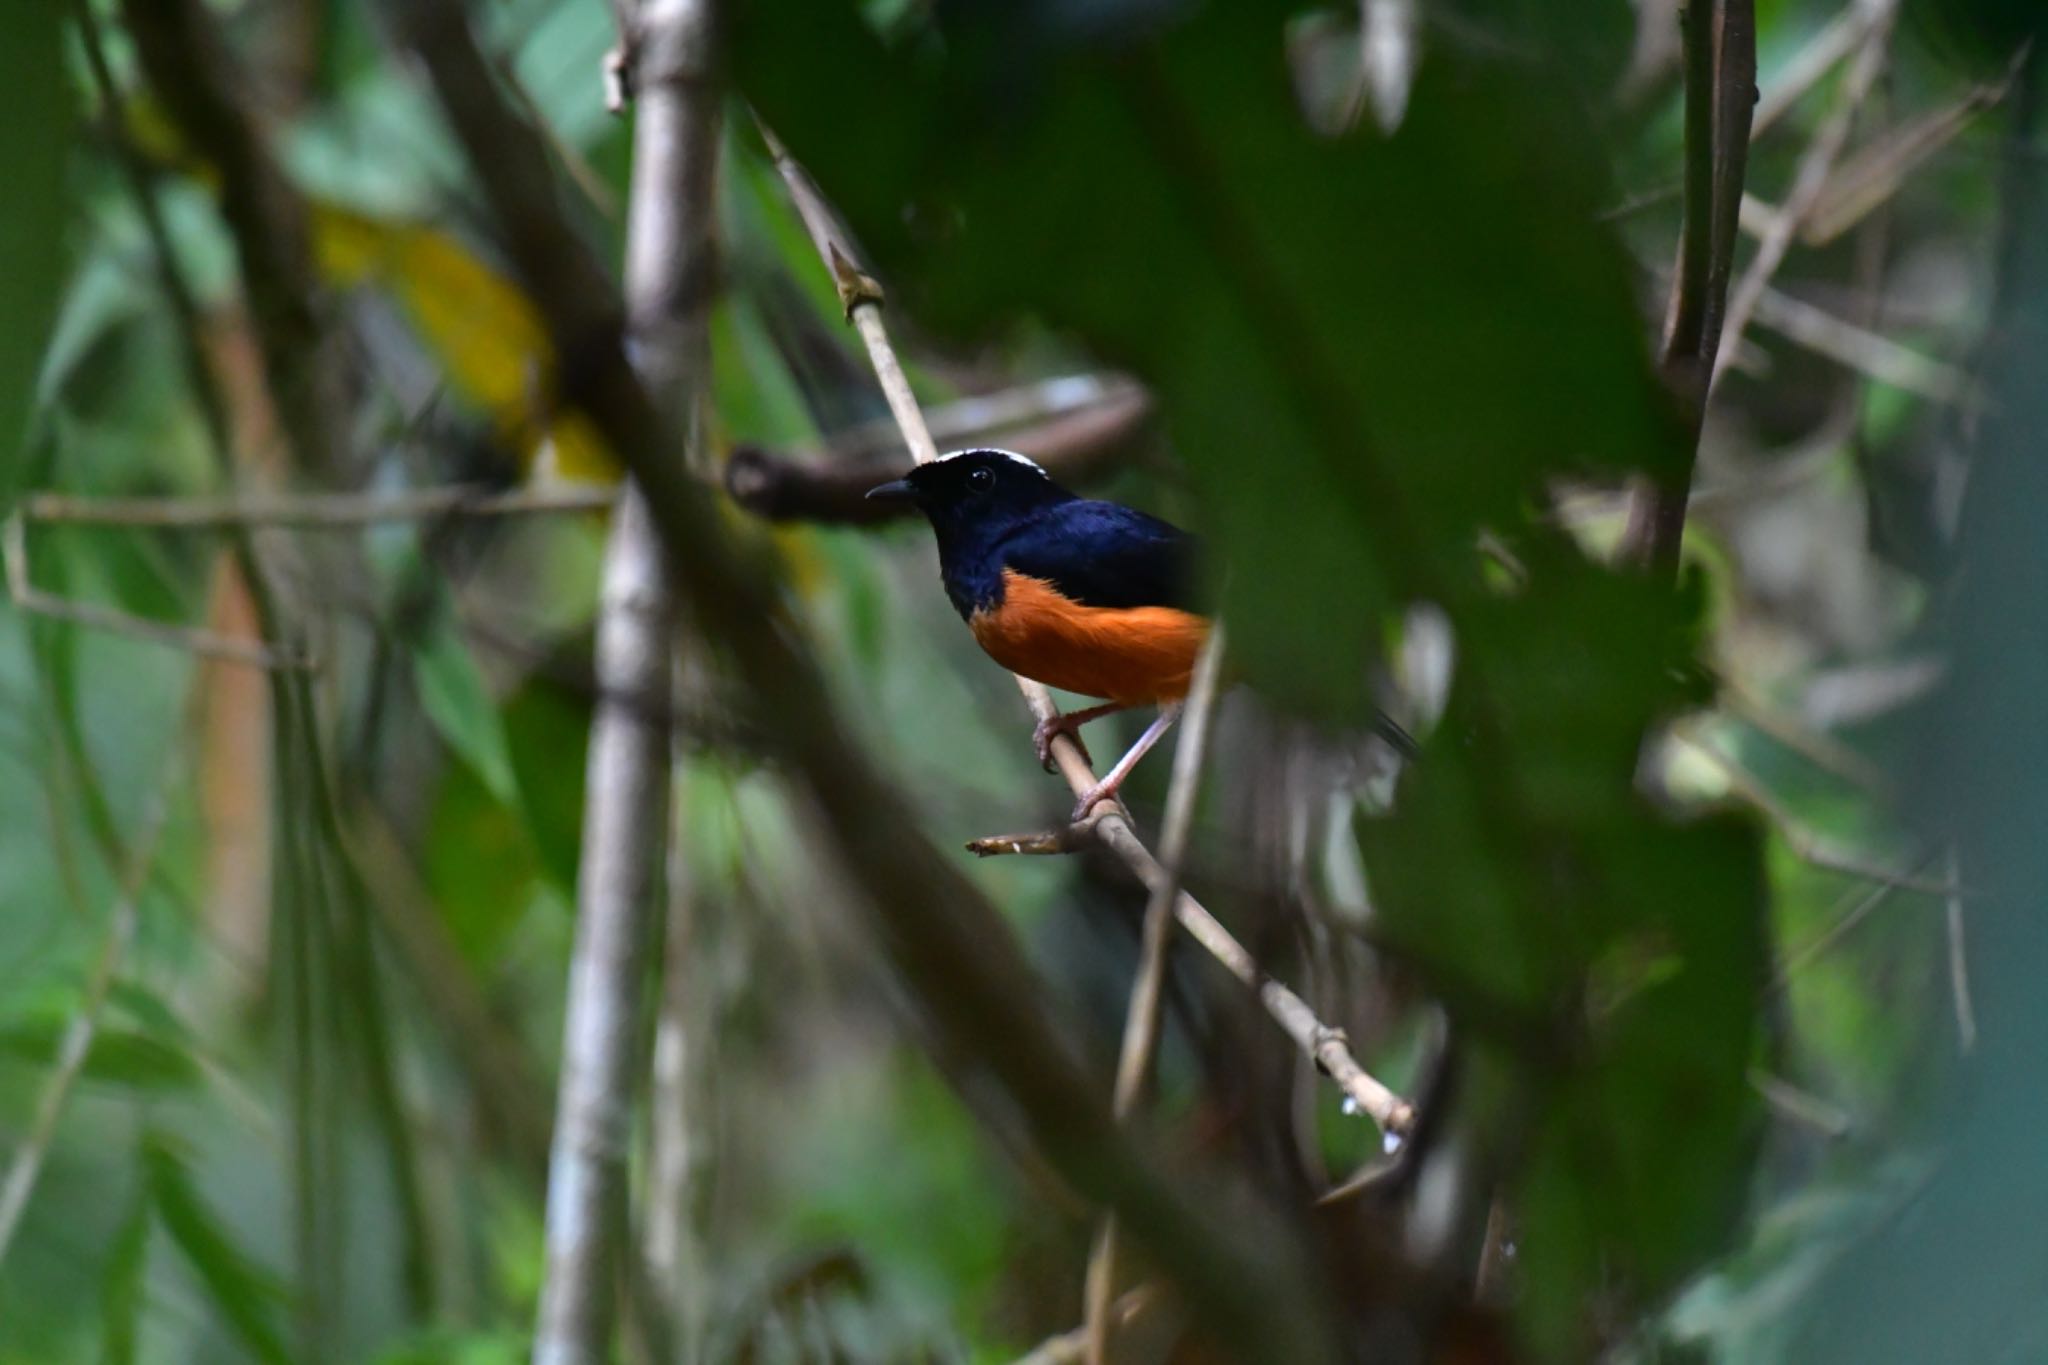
xmin=532 ymin=0 xmax=718 ymax=1362
xmin=757 ymin=129 xmax=1414 ymax=1140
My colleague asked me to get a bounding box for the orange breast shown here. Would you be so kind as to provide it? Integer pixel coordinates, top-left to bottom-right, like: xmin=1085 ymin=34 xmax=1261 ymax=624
xmin=969 ymin=569 xmax=1209 ymax=705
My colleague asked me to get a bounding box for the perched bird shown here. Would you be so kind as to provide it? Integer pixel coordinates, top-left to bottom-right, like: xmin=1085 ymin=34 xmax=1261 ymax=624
xmin=867 ymin=448 xmax=1206 ymax=822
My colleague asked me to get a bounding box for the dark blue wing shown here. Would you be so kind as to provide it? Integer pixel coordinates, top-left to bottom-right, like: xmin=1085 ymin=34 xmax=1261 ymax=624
xmin=997 ymin=500 xmax=1205 ymax=611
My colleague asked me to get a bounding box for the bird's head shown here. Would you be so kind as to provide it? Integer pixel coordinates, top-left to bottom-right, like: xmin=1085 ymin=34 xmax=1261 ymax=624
xmin=865 ymin=448 xmax=1074 ymax=542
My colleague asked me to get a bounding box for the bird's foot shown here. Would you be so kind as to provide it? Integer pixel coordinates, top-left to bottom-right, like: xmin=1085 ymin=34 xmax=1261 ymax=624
xmin=1070 ymin=777 xmax=1123 ymax=826
xmin=1033 ymin=713 xmax=1094 ymax=772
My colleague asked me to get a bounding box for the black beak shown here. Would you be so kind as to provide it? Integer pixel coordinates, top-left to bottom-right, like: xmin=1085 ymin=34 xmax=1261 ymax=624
xmin=864 ymin=477 xmax=917 ymax=504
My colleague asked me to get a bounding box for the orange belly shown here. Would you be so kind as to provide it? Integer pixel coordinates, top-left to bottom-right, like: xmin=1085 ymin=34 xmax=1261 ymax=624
xmin=969 ymin=569 xmax=1208 ymax=705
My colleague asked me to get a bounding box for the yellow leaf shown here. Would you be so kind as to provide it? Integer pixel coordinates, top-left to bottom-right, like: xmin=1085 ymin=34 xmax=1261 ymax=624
xmin=312 ymin=204 xmax=619 ymax=483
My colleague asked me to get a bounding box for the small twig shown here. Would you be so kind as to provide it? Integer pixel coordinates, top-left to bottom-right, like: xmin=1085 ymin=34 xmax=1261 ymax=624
xmin=20 ymin=485 xmax=618 ymax=530
xmin=1083 ymin=630 xmax=1226 ymax=1364
xmin=1619 ymin=0 xmax=1684 ymax=104
xmin=1721 ymin=679 xmax=1895 ymax=795
xmin=1114 ymin=629 xmax=1228 ymax=1118
xmin=22 ymin=379 xmax=1144 ymax=533
xmin=1680 ymin=733 xmax=1957 ymax=896
xmin=1712 ymin=0 xmax=1897 ymax=402
xmin=4 ymin=513 xmax=311 ymax=671
xmin=1752 ymin=0 xmax=1889 ymax=136
xmin=1773 ymin=850 xmax=1945 ymax=984
xmin=1472 ymin=1196 xmax=1512 ymax=1300
xmin=1750 ymin=1068 xmax=1855 ymax=1139
xmin=966 ymin=827 xmax=1092 ymax=858
xmin=1945 ymin=842 xmax=1977 ymax=1055
xmin=0 ymin=764 xmax=176 ymax=1268
xmin=1102 ymin=817 xmax=1416 ymax=1135
xmin=1801 ymin=65 xmax=2017 ymax=246
xmin=1010 ymin=1287 xmax=1160 ymax=1365
xmin=1748 ymin=284 xmax=1978 ymax=407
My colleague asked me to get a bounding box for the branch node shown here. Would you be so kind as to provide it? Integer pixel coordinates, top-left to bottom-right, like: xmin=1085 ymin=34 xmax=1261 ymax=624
xmin=829 ymin=243 xmax=886 ymax=318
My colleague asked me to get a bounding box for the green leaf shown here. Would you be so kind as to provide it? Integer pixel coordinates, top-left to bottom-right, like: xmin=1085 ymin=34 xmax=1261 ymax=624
xmin=501 ymin=676 xmax=588 ymax=896
xmin=0 ymin=1019 xmax=202 ymax=1092
xmin=143 ymin=1134 xmax=294 ymax=1365
xmin=98 ymin=1185 xmax=152 ymax=1365
xmin=1358 ymin=542 xmax=1766 ymax=1355
xmin=413 ymin=609 xmax=519 ymax=806
xmin=108 ymin=980 xmax=202 ymax=1053
xmin=423 ymin=755 xmax=544 ymax=967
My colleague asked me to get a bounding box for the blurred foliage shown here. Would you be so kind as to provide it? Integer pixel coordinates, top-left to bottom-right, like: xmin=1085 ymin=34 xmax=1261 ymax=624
xmin=0 ymin=0 xmax=2033 ymax=1361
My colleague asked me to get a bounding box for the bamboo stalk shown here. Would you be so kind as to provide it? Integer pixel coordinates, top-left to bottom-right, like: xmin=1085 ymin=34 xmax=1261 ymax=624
xmin=532 ymin=1 xmax=720 ymax=1360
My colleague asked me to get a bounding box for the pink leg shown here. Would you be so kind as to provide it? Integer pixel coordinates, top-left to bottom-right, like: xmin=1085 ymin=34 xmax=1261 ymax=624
xmin=1034 ymin=701 xmax=1125 ymax=771
xmin=1070 ymin=704 xmax=1182 ymax=823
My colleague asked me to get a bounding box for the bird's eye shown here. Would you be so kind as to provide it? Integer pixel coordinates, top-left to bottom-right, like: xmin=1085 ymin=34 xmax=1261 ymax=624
xmin=969 ymin=466 xmax=994 ymax=490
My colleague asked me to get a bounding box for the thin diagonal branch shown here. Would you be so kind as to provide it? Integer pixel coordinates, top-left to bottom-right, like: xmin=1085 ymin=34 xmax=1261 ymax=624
xmin=21 ymin=486 xmax=618 ymax=529
xmin=4 ymin=513 xmax=310 ymax=672
xmin=19 ymin=377 xmax=1149 ymax=530
xmin=759 ymin=125 xmax=1414 ymax=1141
xmin=1800 ymin=62 xmax=2016 ymax=246
xmin=1945 ymin=842 xmax=1977 ymax=1054
xmin=1748 ymin=283 xmax=1977 ymax=407
xmin=1115 ymin=628 xmax=1228 ymax=1119
xmin=0 ymin=762 xmax=176 ymax=1268
xmin=1772 ymin=850 xmax=1946 ymax=985
xmin=1751 ymin=0 xmax=1888 ymax=136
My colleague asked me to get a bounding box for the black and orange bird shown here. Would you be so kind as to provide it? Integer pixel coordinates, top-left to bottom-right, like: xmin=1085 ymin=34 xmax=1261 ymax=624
xmin=867 ymin=448 xmax=1210 ymax=822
